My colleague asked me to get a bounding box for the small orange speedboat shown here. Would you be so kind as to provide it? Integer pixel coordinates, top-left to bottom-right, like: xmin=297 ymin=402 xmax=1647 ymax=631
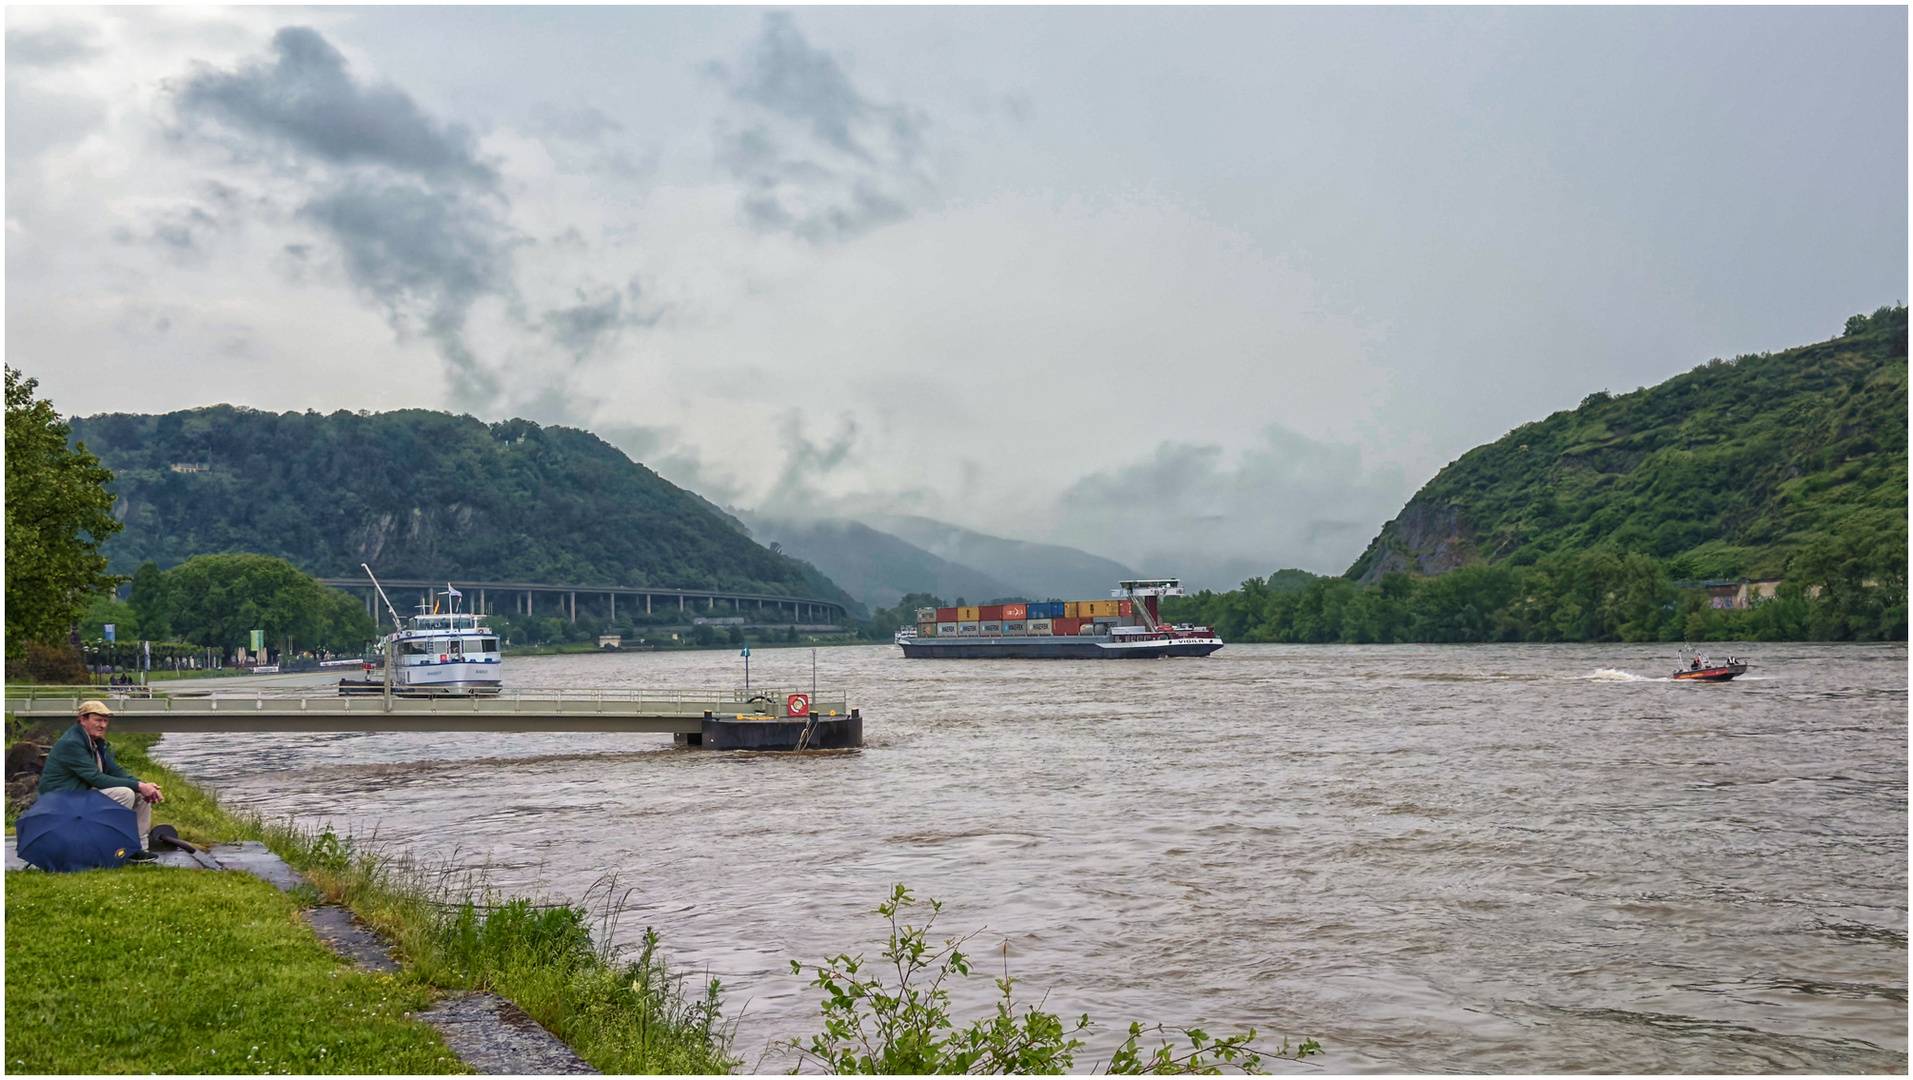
xmin=1672 ymin=654 xmax=1749 ymax=681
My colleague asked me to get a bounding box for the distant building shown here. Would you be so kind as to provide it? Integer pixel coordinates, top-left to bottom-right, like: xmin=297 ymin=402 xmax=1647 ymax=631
xmin=170 ymin=462 xmax=208 ymax=473
xmin=598 ymin=634 xmax=622 ymax=649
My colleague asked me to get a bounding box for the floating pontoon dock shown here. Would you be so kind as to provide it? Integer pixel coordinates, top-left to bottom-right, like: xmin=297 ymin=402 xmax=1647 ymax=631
xmin=4 ymin=687 xmax=862 ymax=750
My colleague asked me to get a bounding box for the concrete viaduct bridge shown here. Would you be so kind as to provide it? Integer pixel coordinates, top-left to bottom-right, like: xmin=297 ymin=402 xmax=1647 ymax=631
xmin=317 ymin=578 xmax=851 ymax=628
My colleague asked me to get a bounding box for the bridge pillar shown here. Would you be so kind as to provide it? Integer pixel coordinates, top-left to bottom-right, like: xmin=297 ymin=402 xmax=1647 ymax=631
xmin=646 ymin=594 xmax=652 ymax=614
xmin=608 ymin=592 xmax=615 ymax=621
xmin=569 ymin=592 xmax=576 ymax=623
xmin=480 ymin=588 xmax=487 ymax=615
xmin=679 ymin=595 xmax=685 ymax=612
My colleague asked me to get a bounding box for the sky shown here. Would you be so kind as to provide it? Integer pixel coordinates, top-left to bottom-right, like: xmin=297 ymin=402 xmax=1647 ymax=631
xmin=7 ymin=5 xmax=1906 ymax=585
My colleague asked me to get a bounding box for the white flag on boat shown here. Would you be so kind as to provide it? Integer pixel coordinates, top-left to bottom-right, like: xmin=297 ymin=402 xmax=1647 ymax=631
xmin=446 ymin=584 xmax=462 ymax=597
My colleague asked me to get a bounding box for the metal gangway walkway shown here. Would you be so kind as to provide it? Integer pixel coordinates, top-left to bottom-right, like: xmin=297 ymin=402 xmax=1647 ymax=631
xmin=3 ymin=685 xmax=853 ymax=736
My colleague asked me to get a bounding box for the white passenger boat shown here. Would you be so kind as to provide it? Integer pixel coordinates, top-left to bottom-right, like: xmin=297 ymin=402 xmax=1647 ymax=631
xmin=347 ymin=571 xmax=502 ymax=695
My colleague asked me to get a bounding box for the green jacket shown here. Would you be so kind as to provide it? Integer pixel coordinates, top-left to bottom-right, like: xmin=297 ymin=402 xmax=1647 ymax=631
xmin=37 ymin=724 xmax=142 ymax=796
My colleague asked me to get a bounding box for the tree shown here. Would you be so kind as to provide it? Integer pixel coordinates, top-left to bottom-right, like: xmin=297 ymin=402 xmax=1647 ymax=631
xmin=162 ymin=552 xmax=376 ymax=657
xmin=4 ymin=366 xmax=124 ymax=659
xmin=128 ymin=560 xmax=173 ymax=640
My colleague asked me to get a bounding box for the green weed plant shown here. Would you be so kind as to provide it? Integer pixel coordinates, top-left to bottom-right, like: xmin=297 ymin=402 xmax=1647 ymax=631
xmin=786 ymin=885 xmax=1320 ymax=1074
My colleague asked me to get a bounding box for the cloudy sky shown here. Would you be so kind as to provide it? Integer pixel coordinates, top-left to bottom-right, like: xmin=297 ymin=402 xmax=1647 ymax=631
xmin=8 ymin=6 xmax=1905 ymax=584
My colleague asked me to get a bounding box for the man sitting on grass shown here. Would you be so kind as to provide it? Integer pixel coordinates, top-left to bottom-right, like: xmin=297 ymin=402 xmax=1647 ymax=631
xmin=38 ymin=700 xmax=165 ymax=863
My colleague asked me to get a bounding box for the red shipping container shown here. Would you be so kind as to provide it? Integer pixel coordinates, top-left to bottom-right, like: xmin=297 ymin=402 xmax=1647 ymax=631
xmin=1052 ymin=617 xmax=1083 ymax=635
xmin=979 ymin=604 xmax=1004 ymax=621
xmin=1118 ymin=599 xmax=1132 ymax=617
xmin=935 ymin=607 xmax=958 ymax=623
xmin=1002 ymin=603 xmax=1026 ymax=621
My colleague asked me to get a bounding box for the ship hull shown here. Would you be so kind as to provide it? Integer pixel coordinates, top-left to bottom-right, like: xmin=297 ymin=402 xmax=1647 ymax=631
xmin=1670 ymin=663 xmax=1748 ymax=682
xmin=899 ymin=635 xmax=1222 ymax=659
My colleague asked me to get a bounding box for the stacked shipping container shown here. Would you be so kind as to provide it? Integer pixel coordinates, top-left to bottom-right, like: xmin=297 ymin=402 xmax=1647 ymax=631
xmin=914 ymin=598 xmax=1136 ymax=638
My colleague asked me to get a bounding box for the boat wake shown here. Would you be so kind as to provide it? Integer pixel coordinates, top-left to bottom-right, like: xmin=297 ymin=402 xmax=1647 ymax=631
xmin=1585 ymin=668 xmax=1654 ymax=682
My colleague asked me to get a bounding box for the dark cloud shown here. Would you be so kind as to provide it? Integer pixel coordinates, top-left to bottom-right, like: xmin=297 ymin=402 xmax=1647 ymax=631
xmin=176 ymin=26 xmax=494 ymax=186
xmin=709 ymin=12 xmax=932 ymax=241
xmin=756 ymin=411 xmax=860 ymax=515
xmin=6 ymin=24 xmax=102 ymax=69
xmin=297 ymin=182 xmax=515 ymax=407
xmin=539 ymin=290 xmax=625 ymax=361
xmin=171 ymin=26 xmax=521 ymax=409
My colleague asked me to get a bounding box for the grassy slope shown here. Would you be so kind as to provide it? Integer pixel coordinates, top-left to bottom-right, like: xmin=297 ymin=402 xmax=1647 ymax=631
xmin=65 ymin=406 xmax=857 ymax=609
xmin=6 ymin=870 xmax=461 ymax=1074
xmin=8 ymin=731 xmax=737 ymax=1074
xmin=1348 ymin=307 xmax=1908 ymax=582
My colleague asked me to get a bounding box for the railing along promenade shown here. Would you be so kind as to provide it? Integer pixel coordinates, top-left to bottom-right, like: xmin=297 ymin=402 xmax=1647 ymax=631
xmin=3 ymin=685 xmax=853 ymax=735
xmin=315 ymin=578 xmax=849 ymax=626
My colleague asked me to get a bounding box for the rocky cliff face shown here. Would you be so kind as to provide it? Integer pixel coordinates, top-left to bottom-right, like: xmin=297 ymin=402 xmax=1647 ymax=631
xmin=1346 ymin=501 xmax=1478 ymax=585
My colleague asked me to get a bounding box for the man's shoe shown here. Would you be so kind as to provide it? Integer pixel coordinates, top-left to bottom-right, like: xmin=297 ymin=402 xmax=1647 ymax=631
xmin=126 ymin=849 xmax=160 ymax=863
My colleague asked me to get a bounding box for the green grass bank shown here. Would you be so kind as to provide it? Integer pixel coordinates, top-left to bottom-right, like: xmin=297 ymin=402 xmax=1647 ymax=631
xmin=4 ymin=731 xmax=737 ymax=1075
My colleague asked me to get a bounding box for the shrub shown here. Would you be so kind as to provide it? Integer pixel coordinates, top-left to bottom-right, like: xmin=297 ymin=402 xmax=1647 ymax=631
xmin=785 ymin=885 xmax=1319 ymax=1074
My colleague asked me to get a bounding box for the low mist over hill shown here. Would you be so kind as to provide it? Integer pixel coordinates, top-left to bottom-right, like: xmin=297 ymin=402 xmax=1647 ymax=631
xmin=1349 ymin=306 xmax=1907 ymax=584
xmin=869 ymin=516 xmax=1137 ymax=600
xmin=69 ymin=406 xmax=858 ymax=608
xmin=740 ymin=515 xmax=1023 ymax=612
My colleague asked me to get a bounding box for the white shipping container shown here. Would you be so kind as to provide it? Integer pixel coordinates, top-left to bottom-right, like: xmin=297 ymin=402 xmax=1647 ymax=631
xmin=1025 ymin=619 xmax=1052 ymax=635
xmin=980 ymin=621 xmax=1004 ymax=636
xmin=957 ymin=622 xmax=980 ymax=636
xmin=938 ymin=622 xmax=959 ymax=636
xmin=1003 ymin=620 xmax=1026 ymax=635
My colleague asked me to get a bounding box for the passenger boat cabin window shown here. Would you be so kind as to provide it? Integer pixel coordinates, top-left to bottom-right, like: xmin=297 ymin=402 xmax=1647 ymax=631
xmin=478 ymin=638 xmax=498 ymax=653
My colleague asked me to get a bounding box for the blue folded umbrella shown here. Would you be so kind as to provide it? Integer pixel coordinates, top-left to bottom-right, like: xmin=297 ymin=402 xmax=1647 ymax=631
xmin=16 ymin=789 xmax=139 ymax=872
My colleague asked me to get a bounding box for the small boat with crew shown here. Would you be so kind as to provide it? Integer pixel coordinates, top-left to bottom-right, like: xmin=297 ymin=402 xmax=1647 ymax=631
xmin=341 ymin=568 xmax=502 ymax=695
xmin=1671 ymin=651 xmax=1749 ymax=682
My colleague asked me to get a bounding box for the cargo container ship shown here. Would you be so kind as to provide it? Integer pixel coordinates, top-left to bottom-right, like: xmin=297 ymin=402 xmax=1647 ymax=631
xmin=897 ymin=579 xmax=1223 ymax=659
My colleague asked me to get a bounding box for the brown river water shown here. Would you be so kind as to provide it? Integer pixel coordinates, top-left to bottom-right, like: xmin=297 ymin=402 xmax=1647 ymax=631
xmin=151 ymin=642 xmax=1907 ymax=1072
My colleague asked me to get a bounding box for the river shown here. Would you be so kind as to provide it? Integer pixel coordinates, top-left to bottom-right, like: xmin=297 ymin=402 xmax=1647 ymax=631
xmin=150 ymin=641 xmax=1907 ymax=1072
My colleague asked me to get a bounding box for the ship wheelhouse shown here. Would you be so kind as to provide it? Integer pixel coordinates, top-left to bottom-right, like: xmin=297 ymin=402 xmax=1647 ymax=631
xmin=387 ymin=599 xmax=503 ymax=691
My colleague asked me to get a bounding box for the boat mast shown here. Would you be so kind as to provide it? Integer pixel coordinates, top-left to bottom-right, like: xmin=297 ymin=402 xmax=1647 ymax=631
xmin=362 ymin=564 xmax=404 ymax=711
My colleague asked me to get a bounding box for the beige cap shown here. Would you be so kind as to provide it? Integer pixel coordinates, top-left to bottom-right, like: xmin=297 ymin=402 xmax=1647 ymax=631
xmin=77 ymin=699 xmax=114 ymax=718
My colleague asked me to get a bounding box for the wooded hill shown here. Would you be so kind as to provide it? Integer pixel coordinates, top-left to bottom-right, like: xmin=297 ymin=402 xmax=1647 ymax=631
xmin=68 ymin=407 xmax=858 ymax=608
xmin=1348 ymin=305 xmax=1907 ymax=584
